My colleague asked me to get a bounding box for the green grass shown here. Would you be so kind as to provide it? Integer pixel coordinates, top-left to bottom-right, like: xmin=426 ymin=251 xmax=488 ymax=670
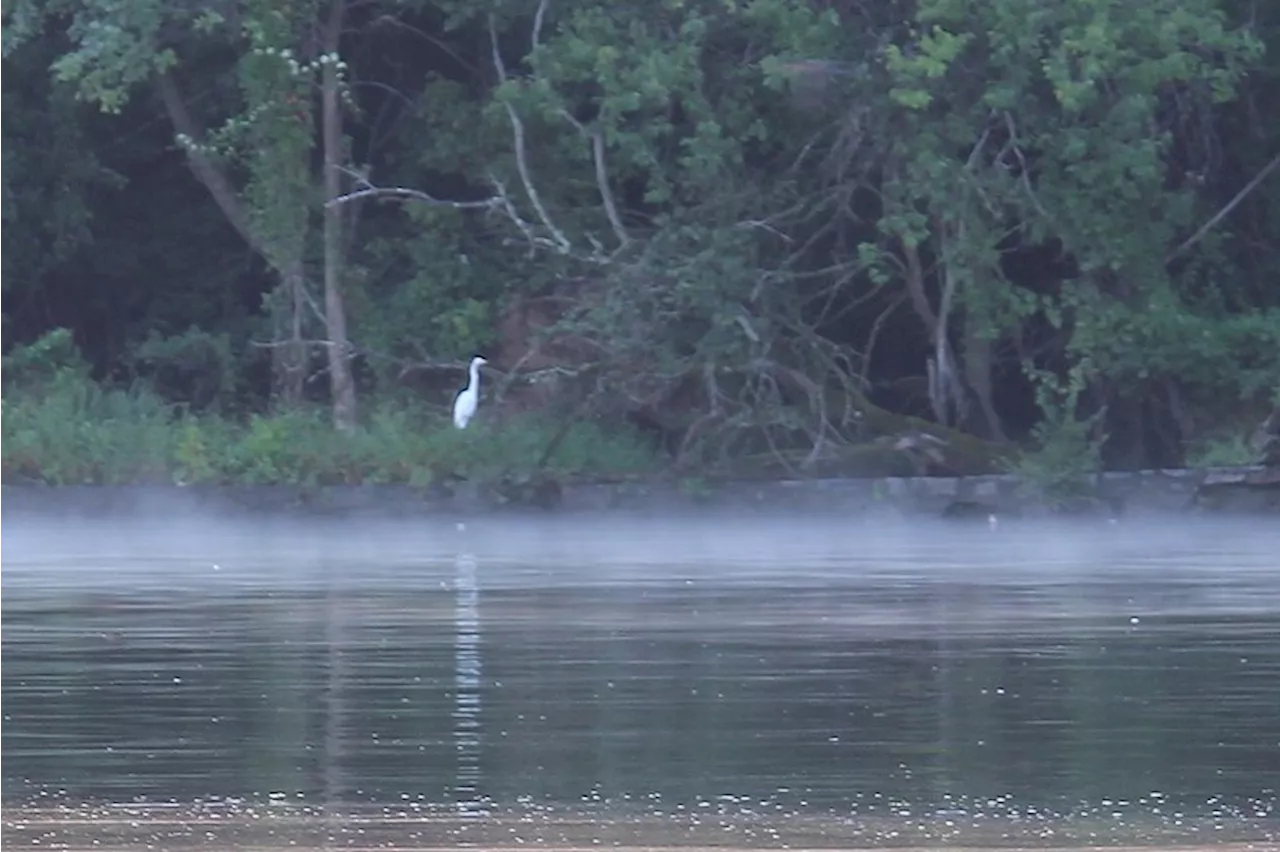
xmin=2 ymin=370 xmax=660 ymax=487
xmin=1185 ymin=433 xmax=1259 ymax=468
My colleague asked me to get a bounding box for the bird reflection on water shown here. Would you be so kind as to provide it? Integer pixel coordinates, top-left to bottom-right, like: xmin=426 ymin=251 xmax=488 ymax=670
xmin=2 ymin=514 xmax=1278 ymax=849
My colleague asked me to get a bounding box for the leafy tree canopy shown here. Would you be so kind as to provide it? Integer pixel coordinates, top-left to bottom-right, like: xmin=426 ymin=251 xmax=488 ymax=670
xmin=4 ymin=0 xmax=1278 ymax=475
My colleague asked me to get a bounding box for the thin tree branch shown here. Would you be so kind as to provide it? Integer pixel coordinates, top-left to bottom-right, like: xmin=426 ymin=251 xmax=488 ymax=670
xmin=964 ymin=125 xmax=991 ymax=171
xmin=591 ymin=131 xmax=629 ymax=248
xmin=1003 ymin=112 xmax=1051 ymax=221
xmin=532 ymin=0 xmax=550 ymax=50
xmin=251 ymin=338 xmax=349 ymax=350
xmin=489 ymin=13 xmax=572 ymax=254
xmin=326 ymin=185 xmax=500 ymax=209
xmin=1165 ymin=150 xmax=1280 ymax=263
xmin=365 ymin=13 xmax=477 ymax=75
xmin=489 ymin=174 xmax=571 ymax=255
xmin=861 ymin=291 xmax=908 ymax=384
xmin=559 ymin=109 xmax=630 ymax=248
xmin=325 ymin=164 xmax=499 ymax=210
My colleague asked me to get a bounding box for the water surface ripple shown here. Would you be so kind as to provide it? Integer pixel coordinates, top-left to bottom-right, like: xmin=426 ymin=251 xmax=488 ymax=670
xmin=3 ymin=514 xmax=1278 ymax=849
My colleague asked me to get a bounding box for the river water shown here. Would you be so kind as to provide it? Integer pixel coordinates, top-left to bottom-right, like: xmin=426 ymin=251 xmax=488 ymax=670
xmin=2 ymin=512 xmax=1278 ymax=849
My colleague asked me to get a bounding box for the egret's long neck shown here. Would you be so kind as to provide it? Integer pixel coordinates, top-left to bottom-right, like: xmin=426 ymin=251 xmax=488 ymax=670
xmin=469 ymin=362 xmax=482 ymax=390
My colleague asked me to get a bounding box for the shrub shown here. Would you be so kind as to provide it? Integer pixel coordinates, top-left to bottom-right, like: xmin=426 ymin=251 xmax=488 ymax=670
xmin=3 ymin=338 xmax=660 ymax=486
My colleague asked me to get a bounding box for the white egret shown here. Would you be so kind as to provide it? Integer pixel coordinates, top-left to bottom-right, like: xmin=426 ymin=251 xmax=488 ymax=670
xmin=452 ymin=356 xmax=488 ymax=429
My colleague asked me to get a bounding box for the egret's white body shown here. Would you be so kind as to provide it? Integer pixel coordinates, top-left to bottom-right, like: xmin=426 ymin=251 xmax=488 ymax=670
xmin=452 ymin=356 xmax=488 ymax=429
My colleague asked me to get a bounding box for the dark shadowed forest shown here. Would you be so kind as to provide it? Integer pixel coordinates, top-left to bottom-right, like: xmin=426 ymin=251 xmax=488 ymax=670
xmin=3 ymin=0 xmax=1278 ymax=490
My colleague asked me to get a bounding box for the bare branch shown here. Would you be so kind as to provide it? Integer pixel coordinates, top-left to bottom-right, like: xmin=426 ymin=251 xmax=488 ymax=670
xmin=1166 ymin=150 xmax=1280 ymax=263
xmin=250 ymin=337 xmax=351 ymax=351
xmin=325 ymin=164 xmax=499 ymax=210
xmin=560 ymin=108 xmax=630 ymax=249
xmin=532 ymin=0 xmax=550 ymax=50
xmin=489 ymin=174 xmax=572 ymax=256
xmin=964 ymin=125 xmax=991 ymax=171
xmin=326 ymin=185 xmax=500 ymax=210
xmin=861 ymin=291 xmax=908 ymax=383
xmin=735 ymin=219 xmax=793 ymax=243
xmin=489 ymin=14 xmax=573 ymax=254
xmin=591 ymin=131 xmax=630 ymax=248
xmin=366 ymin=13 xmax=478 ymax=75
xmin=1003 ymin=112 xmax=1051 ymax=221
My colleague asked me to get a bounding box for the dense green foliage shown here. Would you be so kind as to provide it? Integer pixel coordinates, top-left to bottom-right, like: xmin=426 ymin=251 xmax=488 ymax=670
xmin=4 ymin=0 xmax=1279 ymax=485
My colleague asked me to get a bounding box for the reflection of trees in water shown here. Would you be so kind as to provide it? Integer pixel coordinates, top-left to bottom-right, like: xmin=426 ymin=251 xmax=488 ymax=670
xmin=454 ymin=550 xmax=485 ymax=816
xmin=323 ymin=560 xmax=349 ymax=815
xmin=2 ymin=569 xmax=1276 ymax=815
xmin=309 ymin=549 xmax=486 ymax=814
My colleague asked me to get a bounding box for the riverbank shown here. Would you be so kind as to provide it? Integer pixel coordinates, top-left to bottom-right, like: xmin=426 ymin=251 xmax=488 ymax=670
xmin=7 ymin=360 xmax=1277 ymax=517
xmin=3 ymin=464 xmax=1277 ymax=518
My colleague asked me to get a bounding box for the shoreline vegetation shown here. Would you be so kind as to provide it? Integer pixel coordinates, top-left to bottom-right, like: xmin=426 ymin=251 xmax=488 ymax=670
xmin=2 ymin=340 xmax=657 ymax=490
xmin=4 ymin=334 xmax=1273 ymax=512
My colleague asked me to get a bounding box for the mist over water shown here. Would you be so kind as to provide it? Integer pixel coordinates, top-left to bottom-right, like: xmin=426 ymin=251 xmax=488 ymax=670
xmin=3 ymin=506 xmax=1279 ymax=848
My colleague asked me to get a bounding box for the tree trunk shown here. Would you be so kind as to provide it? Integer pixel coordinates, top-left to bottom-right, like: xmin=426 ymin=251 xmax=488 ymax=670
xmin=322 ymin=0 xmax=357 ymax=431
xmin=902 ymin=233 xmax=1009 ymax=442
xmin=901 ymin=239 xmax=966 ymax=428
xmin=273 ymin=260 xmax=308 ymax=408
xmin=160 ymin=71 xmax=309 ymax=411
xmin=960 ymin=324 xmax=1008 ymax=442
